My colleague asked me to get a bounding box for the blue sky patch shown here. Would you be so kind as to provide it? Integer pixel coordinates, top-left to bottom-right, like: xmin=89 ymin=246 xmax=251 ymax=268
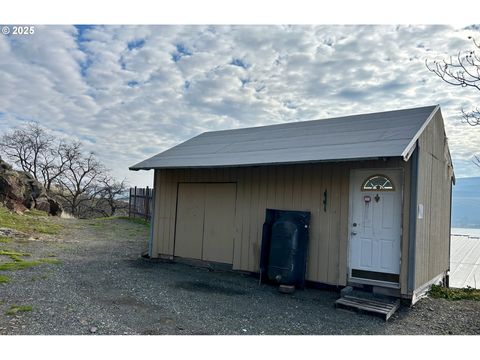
xmin=230 ymin=58 xmax=249 ymax=69
xmin=80 ymin=135 xmax=97 ymax=144
xmin=127 ymin=39 xmax=145 ymax=51
xmin=74 ymin=25 xmax=95 ymax=78
xmin=75 ymin=25 xmax=95 ymax=41
xmin=128 ymin=80 xmax=139 ymax=87
xmin=240 ymin=78 xmax=250 ymax=87
xmin=79 ymin=58 xmax=92 ymax=77
xmin=172 ymin=44 xmax=192 ymax=62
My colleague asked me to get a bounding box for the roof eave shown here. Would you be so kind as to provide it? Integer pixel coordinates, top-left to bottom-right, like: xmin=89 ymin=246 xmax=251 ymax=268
xmin=401 ymin=104 xmax=440 ymax=161
xmin=128 ymin=156 xmax=399 ymax=171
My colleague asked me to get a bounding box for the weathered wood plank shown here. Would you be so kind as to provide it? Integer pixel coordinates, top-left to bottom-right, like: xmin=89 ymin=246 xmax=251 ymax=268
xmin=336 ymin=296 xmax=401 ymax=320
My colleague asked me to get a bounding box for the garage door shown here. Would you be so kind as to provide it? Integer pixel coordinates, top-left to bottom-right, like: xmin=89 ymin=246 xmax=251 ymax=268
xmin=174 ymin=183 xmax=236 ymax=264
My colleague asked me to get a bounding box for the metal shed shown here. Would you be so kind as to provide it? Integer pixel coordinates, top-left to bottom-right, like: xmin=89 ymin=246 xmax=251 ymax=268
xmin=130 ymin=105 xmax=454 ymax=303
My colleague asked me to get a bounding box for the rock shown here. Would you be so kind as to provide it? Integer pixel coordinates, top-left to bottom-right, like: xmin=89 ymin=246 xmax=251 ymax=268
xmin=0 ymin=161 xmax=12 ymax=171
xmin=0 ymin=158 xmax=62 ymax=216
xmin=89 ymin=326 xmax=97 ymax=334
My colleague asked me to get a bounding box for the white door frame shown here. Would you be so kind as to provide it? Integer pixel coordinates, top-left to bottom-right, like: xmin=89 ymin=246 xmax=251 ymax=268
xmin=347 ymin=168 xmax=404 ymax=288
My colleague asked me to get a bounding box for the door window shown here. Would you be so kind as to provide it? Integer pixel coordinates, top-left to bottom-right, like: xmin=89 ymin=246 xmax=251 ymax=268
xmin=361 ymin=175 xmax=394 ymax=191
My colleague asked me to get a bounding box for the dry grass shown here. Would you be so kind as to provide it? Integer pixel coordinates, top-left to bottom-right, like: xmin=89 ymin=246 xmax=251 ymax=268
xmin=0 ymin=206 xmax=62 ymax=234
xmin=429 ymin=284 xmax=480 ymax=301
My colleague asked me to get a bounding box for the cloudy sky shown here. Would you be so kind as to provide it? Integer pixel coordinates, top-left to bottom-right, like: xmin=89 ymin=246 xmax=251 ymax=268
xmin=1 ymin=24 xmax=479 ymax=186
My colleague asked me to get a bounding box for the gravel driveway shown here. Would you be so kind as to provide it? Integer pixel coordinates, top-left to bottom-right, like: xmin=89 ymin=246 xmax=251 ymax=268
xmin=1 ymin=217 xmax=480 ymax=335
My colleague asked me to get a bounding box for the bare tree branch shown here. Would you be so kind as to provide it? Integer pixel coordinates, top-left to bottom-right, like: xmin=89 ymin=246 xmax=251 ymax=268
xmin=427 ymin=36 xmax=480 ymax=167
xmin=426 ymin=37 xmax=480 ymax=96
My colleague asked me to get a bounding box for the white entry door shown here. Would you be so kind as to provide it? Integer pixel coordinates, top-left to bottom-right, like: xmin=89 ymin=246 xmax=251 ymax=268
xmin=348 ymin=169 xmax=403 ymax=285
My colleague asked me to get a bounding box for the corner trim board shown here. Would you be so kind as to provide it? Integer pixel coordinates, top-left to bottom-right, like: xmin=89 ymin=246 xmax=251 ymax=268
xmin=407 ymin=145 xmax=418 ymax=293
xmin=148 ymin=171 xmax=156 ymax=258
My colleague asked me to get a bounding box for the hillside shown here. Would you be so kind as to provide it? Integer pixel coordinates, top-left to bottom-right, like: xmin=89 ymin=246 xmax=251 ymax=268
xmin=452 ymin=177 xmax=480 ymax=228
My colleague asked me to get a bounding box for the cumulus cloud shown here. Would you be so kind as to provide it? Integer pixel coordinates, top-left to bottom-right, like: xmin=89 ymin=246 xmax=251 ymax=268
xmin=1 ymin=25 xmax=480 ymax=186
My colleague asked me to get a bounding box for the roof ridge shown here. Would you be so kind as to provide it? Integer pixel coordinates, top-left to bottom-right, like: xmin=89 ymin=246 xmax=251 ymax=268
xmin=202 ymin=105 xmax=439 ymax=136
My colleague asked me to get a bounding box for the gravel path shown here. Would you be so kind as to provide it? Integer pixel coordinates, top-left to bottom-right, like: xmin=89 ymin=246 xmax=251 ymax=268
xmin=1 ymin=217 xmax=480 ymax=335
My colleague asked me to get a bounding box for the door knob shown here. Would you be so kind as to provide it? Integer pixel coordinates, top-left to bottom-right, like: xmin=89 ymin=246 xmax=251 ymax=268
xmin=351 ymin=231 xmax=357 ymax=236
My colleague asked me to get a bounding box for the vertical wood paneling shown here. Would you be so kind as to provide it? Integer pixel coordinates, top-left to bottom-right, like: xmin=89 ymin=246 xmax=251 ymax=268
xmin=239 ymin=167 xmax=252 ymax=269
xmin=328 ymin=165 xmax=342 ymax=284
xmin=168 ymin=172 xmax=179 ymax=255
xmin=414 ymin=111 xmax=453 ymax=290
xmin=292 ymin=165 xmax=303 ymax=210
xmin=151 ymin=157 xmax=419 ymax=292
xmin=254 ymin=166 xmax=269 ymax=270
xmin=158 ymin=170 xmax=168 ymax=254
xmin=338 ymin=164 xmax=350 ymax=286
xmin=266 ymin=166 xmax=277 ymax=208
xmin=317 ymin=163 xmax=330 ymax=282
xmin=232 ymin=168 xmax=244 ymax=270
xmin=151 ymin=170 xmax=161 ymax=256
xmin=163 ymin=170 xmax=172 ymax=254
xmin=307 ymin=163 xmax=322 ymax=281
xmin=247 ymin=168 xmax=261 ymax=271
xmin=284 ymin=165 xmax=294 ymax=208
xmin=275 ymin=166 xmax=286 ymax=208
xmin=300 ymin=165 xmax=315 ymax=280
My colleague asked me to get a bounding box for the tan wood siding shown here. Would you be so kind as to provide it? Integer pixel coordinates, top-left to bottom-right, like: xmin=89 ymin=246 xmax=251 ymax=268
xmin=414 ymin=111 xmax=453 ymax=290
xmin=202 ymin=183 xmax=236 ymax=263
xmin=152 ymin=158 xmax=411 ymax=290
xmin=174 ymin=183 xmax=205 ymax=259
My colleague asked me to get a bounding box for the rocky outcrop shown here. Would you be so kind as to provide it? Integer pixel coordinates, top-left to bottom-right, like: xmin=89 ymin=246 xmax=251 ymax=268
xmin=0 ymin=158 xmax=62 ymax=216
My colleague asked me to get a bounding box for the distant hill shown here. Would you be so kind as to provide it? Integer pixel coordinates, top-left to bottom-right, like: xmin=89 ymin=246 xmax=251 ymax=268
xmin=452 ymin=177 xmax=480 ymax=228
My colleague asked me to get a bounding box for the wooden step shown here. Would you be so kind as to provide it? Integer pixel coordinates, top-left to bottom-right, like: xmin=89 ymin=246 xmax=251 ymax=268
xmin=335 ymin=295 xmax=400 ymax=321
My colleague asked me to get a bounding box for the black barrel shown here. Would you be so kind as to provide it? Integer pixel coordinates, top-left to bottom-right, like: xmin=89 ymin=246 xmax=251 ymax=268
xmin=260 ymin=209 xmax=310 ymax=288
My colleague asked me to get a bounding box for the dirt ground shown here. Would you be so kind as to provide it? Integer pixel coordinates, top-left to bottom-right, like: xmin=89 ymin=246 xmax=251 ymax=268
xmin=1 ymin=217 xmax=480 ymax=335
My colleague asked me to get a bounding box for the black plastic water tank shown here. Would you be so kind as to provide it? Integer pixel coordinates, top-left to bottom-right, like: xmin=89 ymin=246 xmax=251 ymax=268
xmin=260 ymin=209 xmax=310 ymax=288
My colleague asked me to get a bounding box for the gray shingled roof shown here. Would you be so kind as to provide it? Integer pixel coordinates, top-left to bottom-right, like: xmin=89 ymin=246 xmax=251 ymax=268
xmin=130 ymin=105 xmax=439 ymax=170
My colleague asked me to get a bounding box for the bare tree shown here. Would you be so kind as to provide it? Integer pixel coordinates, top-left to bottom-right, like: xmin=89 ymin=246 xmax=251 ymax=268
xmin=89 ymin=176 xmax=129 ymax=217
xmin=41 ymin=141 xmax=81 ymax=192
xmin=55 ymin=146 xmax=105 ymax=217
xmin=0 ymin=122 xmax=54 ymax=181
xmin=0 ymin=122 xmax=75 ymax=192
xmin=426 ymin=36 xmax=480 ymax=125
xmin=1 ymin=122 xmax=128 ymax=218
